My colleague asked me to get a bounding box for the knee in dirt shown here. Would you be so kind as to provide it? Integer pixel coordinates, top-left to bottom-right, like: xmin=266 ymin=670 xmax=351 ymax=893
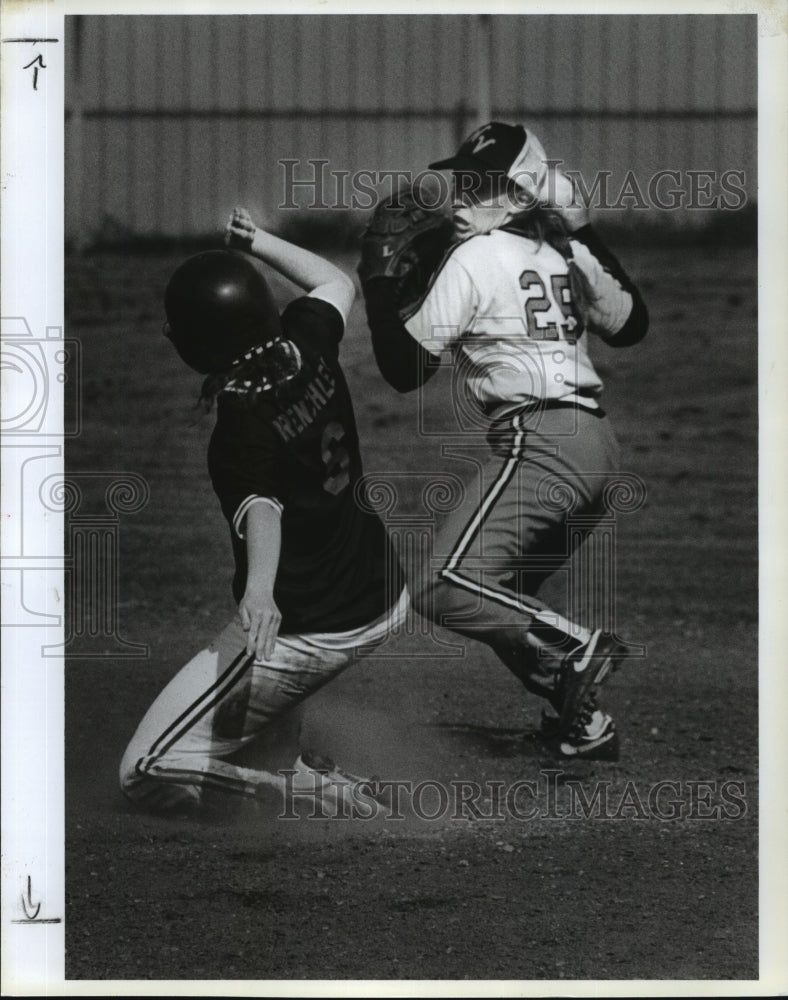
xmin=120 ymin=766 xmax=202 ymax=816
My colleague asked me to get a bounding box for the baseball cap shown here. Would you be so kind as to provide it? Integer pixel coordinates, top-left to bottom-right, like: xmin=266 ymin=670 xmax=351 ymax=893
xmin=429 ymin=121 xmax=548 ymax=195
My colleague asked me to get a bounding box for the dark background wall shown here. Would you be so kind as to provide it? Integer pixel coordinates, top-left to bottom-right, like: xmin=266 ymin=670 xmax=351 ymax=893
xmin=65 ymin=14 xmax=756 ymax=241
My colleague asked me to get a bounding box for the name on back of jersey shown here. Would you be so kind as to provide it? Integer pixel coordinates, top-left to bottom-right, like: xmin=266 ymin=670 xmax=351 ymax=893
xmin=272 ymin=358 xmax=336 ymax=443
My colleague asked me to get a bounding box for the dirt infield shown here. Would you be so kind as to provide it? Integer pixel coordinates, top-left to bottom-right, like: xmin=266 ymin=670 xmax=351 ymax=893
xmin=64 ymin=239 xmax=757 ymax=981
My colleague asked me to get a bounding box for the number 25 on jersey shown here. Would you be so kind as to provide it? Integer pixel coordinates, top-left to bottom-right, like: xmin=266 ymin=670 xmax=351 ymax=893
xmin=519 ymin=270 xmax=581 ymax=343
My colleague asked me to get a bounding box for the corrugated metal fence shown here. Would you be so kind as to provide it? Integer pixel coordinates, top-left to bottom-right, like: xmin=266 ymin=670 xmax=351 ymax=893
xmin=65 ymin=14 xmax=756 ymax=243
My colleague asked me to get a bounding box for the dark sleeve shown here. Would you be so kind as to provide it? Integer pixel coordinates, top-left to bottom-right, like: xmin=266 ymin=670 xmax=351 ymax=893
xmin=207 ymin=396 xmax=285 ymax=537
xmin=281 ymin=295 xmax=345 ymax=355
xmin=572 ymin=224 xmax=649 ymax=348
xmin=361 ymin=277 xmax=441 ymax=393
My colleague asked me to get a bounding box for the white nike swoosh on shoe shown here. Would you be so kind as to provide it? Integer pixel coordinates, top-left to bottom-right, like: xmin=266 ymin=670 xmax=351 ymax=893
xmin=572 ymin=630 xmax=603 ymax=672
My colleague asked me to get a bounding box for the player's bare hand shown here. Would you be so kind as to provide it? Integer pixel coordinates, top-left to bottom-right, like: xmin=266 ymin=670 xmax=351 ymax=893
xmin=224 ymin=206 xmax=257 ymax=249
xmin=239 ymin=586 xmax=281 ymax=661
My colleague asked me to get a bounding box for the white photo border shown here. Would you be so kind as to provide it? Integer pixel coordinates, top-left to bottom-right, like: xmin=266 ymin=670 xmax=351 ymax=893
xmin=1 ymin=0 xmax=785 ymax=995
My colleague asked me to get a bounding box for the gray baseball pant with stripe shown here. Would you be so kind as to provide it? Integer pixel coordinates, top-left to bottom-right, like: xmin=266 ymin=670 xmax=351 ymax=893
xmin=408 ymin=404 xmax=621 ymax=700
xmin=120 ymin=592 xmax=409 ymax=813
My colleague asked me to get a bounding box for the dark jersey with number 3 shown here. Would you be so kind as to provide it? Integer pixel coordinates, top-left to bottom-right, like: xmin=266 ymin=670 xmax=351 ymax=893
xmin=208 ymin=295 xmax=402 ymax=634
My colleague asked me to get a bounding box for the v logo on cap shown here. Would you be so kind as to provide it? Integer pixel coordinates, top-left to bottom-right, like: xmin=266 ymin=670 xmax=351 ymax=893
xmin=428 ymin=121 xmax=528 ymax=177
xmin=470 ymin=125 xmax=497 ymax=154
xmin=472 ymin=134 xmax=496 ymax=154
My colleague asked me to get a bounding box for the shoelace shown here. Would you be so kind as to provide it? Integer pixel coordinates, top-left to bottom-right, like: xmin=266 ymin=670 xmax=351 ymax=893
xmin=566 ymin=689 xmax=600 ymax=737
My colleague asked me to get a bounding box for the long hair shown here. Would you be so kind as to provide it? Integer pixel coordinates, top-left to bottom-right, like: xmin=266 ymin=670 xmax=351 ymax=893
xmin=505 ymin=202 xmax=598 ymax=326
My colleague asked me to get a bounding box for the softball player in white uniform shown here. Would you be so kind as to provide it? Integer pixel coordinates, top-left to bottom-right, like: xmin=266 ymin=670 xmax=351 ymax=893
xmin=362 ymin=122 xmax=649 ymax=758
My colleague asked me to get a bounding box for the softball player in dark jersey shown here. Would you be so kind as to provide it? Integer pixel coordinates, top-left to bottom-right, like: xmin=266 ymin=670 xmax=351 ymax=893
xmin=362 ymin=122 xmax=649 ymax=759
xmin=120 ymin=211 xmax=405 ymax=815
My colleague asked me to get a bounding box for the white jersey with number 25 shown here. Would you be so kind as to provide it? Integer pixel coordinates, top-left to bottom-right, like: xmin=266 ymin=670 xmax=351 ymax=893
xmin=403 ymin=229 xmax=633 ymax=418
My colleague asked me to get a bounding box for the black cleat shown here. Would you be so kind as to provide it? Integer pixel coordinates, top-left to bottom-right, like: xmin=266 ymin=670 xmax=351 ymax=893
xmin=538 ymin=694 xmax=620 ymax=762
xmin=557 ymin=630 xmax=625 ymax=736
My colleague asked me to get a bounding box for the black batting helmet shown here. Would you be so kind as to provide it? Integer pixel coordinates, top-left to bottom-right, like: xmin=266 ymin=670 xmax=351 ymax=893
xmin=164 ymin=250 xmax=283 ymax=374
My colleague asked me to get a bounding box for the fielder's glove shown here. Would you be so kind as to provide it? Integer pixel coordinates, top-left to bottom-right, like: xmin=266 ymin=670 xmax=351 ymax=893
xmin=358 ymin=187 xmax=454 ymax=317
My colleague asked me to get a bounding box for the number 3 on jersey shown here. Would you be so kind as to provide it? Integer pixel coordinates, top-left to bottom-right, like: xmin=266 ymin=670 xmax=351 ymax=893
xmin=320 ymin=421 xmax=350 ymax=495
xmin=519 ymin=270 xmax=580 ymax=343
